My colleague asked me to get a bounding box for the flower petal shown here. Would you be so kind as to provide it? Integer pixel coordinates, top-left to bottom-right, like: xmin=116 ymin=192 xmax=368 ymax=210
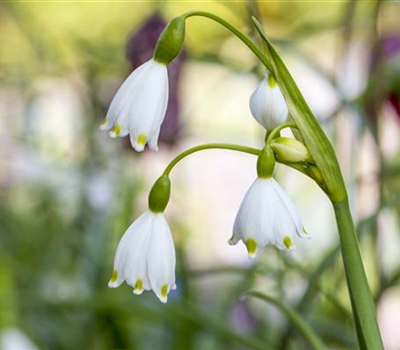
xmin=249 ymin=72 xmax=288 ymax=131
xmin=101 ymin=59 xmax=169 ymax=152
xmin=147 ymin=213 xmax=176 ymax=303
xmin=108 ymin=211 xmax=152 ymax=289
xmin=232 ymin=177 xmax=306 ymax=256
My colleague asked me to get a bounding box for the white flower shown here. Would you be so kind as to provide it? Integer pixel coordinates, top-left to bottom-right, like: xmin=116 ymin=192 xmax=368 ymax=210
xmin=229 ymin=178 xmax=308 ymax=258
xmin=249 ymin=72 xmax=288 ymax=131
xmin=108 ymin=210 xmax=176 ymax=303
xmin=100 ymin=59 xmax=169 ymax=152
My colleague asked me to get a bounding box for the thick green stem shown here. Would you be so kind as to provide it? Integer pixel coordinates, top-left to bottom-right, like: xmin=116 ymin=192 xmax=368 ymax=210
xmin=333 ymin=199 xmax=384 ymax=350
xmin=163 ymin=143 xmax=260 ymax=176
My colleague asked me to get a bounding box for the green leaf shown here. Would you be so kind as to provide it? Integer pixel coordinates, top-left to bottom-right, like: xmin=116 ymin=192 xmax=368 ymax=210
xmin=243 ymin=291 xmax=326 ymax=350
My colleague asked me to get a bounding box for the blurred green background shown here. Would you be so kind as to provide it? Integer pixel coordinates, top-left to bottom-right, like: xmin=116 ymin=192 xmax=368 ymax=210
xmin=1 ymin=1 xmax=400 ymax=349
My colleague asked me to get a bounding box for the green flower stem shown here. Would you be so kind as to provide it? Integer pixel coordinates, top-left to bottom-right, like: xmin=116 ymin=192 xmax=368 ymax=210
xmin=182 ymin=11 xmax=273 ymax=73
xmin=163 ymin=143 xmax=260 ymax=176
xmin=243 ymin=291 xmax=326 ymax=350
xmin=249 ymin=18 xmax=383 ymax=349
xmin=265 ymin=122 xmax=297 ymax=144
xmin=333 ymin=199 xmax=384 ymax=350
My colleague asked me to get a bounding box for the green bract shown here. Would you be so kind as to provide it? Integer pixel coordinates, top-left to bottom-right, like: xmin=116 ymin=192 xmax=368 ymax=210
xmin=153 ymin=16 xmax=185 ymax=65
xmin=148 ymin=174 xmax=171 ymax=213
xmin=257 ymin=146 xmax=275 ymax=178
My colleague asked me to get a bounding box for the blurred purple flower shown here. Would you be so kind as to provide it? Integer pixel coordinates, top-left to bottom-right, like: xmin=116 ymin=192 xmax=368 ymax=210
xmin=366 ymin=34 xmax=400 ymax=129
xmin=381 ymin=35 xmax=400 ymax=59
xmin=126 ymin=13 xmax=185 ymax=147
xmin=382 ymin=36 xmax=400 ymax=119
xmin=229 ymin=301 xmax=258 ymax=335
xmin=388 ymin=92 xmax=400 ymax=117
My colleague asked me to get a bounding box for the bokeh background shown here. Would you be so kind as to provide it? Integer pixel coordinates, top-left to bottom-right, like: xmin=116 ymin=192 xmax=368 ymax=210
xmin=1 ymin=1 xmax=400 ymax=349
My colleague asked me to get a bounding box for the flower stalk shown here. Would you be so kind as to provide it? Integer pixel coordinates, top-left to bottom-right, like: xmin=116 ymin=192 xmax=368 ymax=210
xmin=163 ymin=143 xmax=260 ymax=176
xmin=251 ymin=17 xmax=384 ymax=350
xmin=176 ymin=10 xmax=383 ymax=348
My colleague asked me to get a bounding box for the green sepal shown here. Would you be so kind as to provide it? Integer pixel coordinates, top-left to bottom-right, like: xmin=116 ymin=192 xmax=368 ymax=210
xmin=257 ymin=146 xmax=275 ymax=178
xmin=153 ymin=16 xmax=185 ymax=65
xmin=148 ymin=174 xmax=171 ymax=213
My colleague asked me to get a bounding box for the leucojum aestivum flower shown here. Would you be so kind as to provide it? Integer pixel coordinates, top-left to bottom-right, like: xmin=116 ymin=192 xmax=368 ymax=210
xmin=100 ymin=12 xmax=384 ymax=349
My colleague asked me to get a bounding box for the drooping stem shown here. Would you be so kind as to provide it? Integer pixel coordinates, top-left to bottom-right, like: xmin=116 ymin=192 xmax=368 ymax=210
xmin=182 ymin=11 xmax=273 ymax=73
xmin=163 ymin=143 xmax=260 ymax=176
xmin=265 ymin=122 xmax=297 ymax=144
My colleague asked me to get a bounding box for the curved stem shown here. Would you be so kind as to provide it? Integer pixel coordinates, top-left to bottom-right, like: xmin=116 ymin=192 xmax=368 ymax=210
xmin=163 ymin=143 xmax=260 ymax=176
xmin=266 ymin=122 xmax=297 ymax=144
xmin=243 ymin=291 xmax=326 ymax=350
xmin=182 ymin=11 xmax=273 ymax=72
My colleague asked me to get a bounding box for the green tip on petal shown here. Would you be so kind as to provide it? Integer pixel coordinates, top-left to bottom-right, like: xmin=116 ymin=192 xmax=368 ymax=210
xmin=137 ymin=133 xmax=147 ymax=146
xmin=109 ymin=270 xmax=118 ymax=284
xmin=246 ymin=238 xmax=257 ymax=258
xmin=267 ymin=74 xmax=277 ymax=88
xmin=283 ymin=235 xmax=293 ymax=249
xmin=160 ymin=284 xmax=169 ymax=303
xmin=113 ymin=123 xmax=121 ymax=136
xmin=133 ymin=279 xmax=144 ymax=295
xmin=101 ymin=117 xmax=107 ymax=126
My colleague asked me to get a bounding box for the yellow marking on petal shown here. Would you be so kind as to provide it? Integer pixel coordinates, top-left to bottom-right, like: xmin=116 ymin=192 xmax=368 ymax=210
xmin=246 ymin=238 xmax=257 ymax=257
xmin=302 ymin=228 xmax=309 ymax=235
xmin=109 ymin=270 xmax=118 ymax=284
xmin=101 ymin=117 xmax=108 ymax=125
xmin=283 ymin=235 xmax=293 ymax=249
xmin=137 ymin=133 xmax=147 ymax=146
xmin=161 ymin=284 xmax=169 ymax=300
xmin=134 ymin=279 xmax=143 ymax=292
xmin=113 ymin=123 xmax=121 ymax=136
xmin=268 ymin=74 xmax=277 ymax=88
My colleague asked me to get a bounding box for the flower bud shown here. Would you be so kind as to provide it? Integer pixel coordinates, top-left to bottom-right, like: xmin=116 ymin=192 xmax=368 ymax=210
xmin=153 ymin=16 xmax=185 ymax=65
xmin=270 ymin=137 xmax=311 ymax=163
xmin=257 ymin=146 xmax=275 ymax=178
xmin=148 ymin=174 xmax=171 ymax=213
xmin=249 ymin=71 xmax=288 ymax=131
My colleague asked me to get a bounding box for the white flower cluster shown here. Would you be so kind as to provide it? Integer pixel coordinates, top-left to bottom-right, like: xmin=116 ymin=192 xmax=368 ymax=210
xmin=103 ymin=59 xmax=308 ymax=302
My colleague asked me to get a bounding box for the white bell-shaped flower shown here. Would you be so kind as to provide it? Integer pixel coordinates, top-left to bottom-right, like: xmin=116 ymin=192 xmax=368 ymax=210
xmin=249 ymin=72 xmax=288 ymax=131
xmin=108 ymin=210 xmax=176 ymax=303
xmin=229 ymin=178 xmax=308 ymax=258
xmin=100 ymin=59 xmax=169 ymax=152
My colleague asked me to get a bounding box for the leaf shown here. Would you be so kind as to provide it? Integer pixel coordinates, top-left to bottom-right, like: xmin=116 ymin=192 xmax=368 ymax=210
xmin=243 ymin=291 xmax=326 ymax=350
